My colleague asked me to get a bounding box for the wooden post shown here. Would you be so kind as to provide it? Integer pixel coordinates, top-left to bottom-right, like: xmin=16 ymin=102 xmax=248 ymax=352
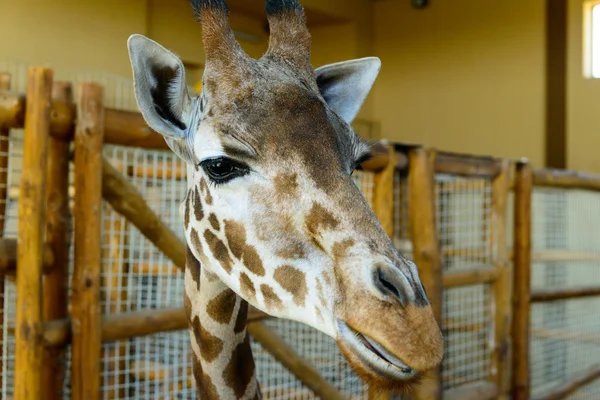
xmin=71 ymin=82 xmax=104 ymax=400
xmin=102 ymin=211 xmax=130 ymax=399
xmin=511 ymin=161 xmax=533 ymax=400
xmin=41 ymin=82 xmax=73 ymax=400
xmin=372 ymin=145 xmax=396 ymax=238
xmin=14 ymin=67 xmax=53 ymax=400
xmin=0 ymin=72 xmax=11 ymax=398
xmin=490 ymin=161 xmax=511 ymax=399
xmin=408 ymin=147 xmax=443 ymax=400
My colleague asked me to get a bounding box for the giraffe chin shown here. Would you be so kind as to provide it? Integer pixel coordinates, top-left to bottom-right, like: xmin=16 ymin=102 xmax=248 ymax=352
xmin=336 ymin=321 xmax=426 ymax=395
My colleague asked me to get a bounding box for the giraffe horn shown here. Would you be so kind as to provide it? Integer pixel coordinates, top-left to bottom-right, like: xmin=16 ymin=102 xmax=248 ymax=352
xmin=190 ymin=0 xmax=251 ymax=76
xmin=265 ymin=0 xmax=312 ymax=72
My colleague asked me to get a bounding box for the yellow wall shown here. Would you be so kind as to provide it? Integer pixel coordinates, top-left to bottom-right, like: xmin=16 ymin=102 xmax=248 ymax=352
xmin=0 ymin=0 xmax=148 ymax=77
xmin=372 ymin=0 xmax=546 ymax=165
xmin=567 ymin=0 xmax=600 ymax=172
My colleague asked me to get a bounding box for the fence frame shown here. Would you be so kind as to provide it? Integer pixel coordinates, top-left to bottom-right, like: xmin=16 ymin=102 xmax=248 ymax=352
xmin=511 ymin=163 xmax=600 ymax=400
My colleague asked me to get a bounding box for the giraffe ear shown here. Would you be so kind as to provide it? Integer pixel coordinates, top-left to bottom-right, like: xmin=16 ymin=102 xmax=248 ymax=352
xmin=315 ymin=57 xmax=381 ymax=124
xmin=127 ymin=34 xmax=196 ymax=160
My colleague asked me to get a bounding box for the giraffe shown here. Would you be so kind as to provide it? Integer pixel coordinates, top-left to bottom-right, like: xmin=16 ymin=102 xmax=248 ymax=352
xmin=127 ymin=0 xmax=444 ymax=398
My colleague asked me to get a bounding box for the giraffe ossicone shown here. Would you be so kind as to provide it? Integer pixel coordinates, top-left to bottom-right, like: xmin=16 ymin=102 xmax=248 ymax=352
xmin=128 ymin=0 xmax=444 ymax=397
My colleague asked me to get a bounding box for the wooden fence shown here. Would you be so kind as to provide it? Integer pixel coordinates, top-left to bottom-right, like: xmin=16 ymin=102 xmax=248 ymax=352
xmin=1 ymin=66 xmax=600 ymax=399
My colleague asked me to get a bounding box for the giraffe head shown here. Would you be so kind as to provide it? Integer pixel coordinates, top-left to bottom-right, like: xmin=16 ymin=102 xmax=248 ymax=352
xmin=128 ymin=0 xmax=443 ymax=392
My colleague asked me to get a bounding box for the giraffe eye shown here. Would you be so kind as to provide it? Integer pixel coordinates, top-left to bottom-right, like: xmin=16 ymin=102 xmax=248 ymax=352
xmin=200 ymin=157 xmax=250 ymax=184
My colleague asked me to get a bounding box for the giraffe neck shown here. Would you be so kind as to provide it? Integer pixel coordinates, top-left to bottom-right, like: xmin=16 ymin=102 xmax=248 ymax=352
xmin=185 ymin=247 xmax=260 ymax=399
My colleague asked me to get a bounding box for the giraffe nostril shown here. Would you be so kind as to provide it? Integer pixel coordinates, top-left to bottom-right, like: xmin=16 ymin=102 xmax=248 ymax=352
xmin=375 ymin=267 xmax=408 ymax=306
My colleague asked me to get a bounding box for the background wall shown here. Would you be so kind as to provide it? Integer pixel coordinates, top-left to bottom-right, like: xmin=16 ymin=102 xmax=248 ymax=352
xmin=372 ymin=0 xmax=546 ymax=166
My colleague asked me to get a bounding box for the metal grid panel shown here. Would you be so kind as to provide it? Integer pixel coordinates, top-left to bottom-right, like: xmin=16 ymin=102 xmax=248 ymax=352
xmin=392 ymin=170 xmax=411 ymax=257
xmin=435 ymin=174 xmax=494 ymax=390
xmin=442 ymin=284 xmax=492 ymax=389
xmin=530 ymin=188 xmax=600 ymax=399
xmin=436 ymin=174 xmax=493 ymax=271
xmin=1 ymin=129 xmax=23 ymax=399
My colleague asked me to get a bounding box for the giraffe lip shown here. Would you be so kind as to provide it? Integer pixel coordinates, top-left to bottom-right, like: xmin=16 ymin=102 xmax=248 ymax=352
xmin=337 ymin=321 xmax=417 ymax=380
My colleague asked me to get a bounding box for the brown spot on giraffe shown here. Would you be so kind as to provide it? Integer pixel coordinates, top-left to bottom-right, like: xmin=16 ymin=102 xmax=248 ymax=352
xmin=224 ymin=219 xmax=246 ymax=259
xmin=234 ymin=300 xmax=249 ymax=334
xmin=242 ymin=246 xmax=266 ymax=277
xmin=184 ymin=191 xmax=191 ymax=230
xmin=222 ymin=332 xmax=256 ymax=399
xmin=305 ymin=203 xmax=339 ymax=236
xmin=260 ymin=284 xmax=283 ymax=311
xmin=203 ymin=230 xmax=233 ymax=273
xmin=208 ymin=213 xmax=220 ymax=231
xmin=207 ymin=289 xmax=237 ymax=325
xmin=224 ymin=219 xmax=266 ymax=276
xmin=193 ymin=187 xmax=204 ymax=221
xmin=240 ymin=272 xmax=256 ymax=300
xmin=192 ymin=356 xmax=219 ymax=400
xmin=184 ymin=291 xmax=194 ymax=327
xmin=186 ymin=247 xmax=201 ymax=289
xmin=200 ymin=178 xmax=213 ymax=205
xmin=332 ymin=239 xmax=355 ymax=261
xmin=274 ymin=265 xmax=308 ymax=307
xmin=192 ymin=316 xmax=223 ymax=363
xmin=273 ymin=173 xmax=298 ymax=198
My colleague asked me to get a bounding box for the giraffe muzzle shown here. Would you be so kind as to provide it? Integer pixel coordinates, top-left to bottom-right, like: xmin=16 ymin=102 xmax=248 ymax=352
xmin=336 ymin=321 xmax=419 ymax=380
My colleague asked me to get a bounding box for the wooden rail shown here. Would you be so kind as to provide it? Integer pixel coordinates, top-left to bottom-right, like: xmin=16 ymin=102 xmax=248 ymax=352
xmin=531 ymin=286 xmax=600 ymax=302
xmin=511 ymin=161 xmax=533 ymax=400
xmin=533 ymin=167 xmax=600 ymax=192
xmin=70 ymin=82 xmax=104 ymax=400
xmin=14 ymin=67 xmax=53 ymax=400
xmin=490 ymin=160 xmax=511 ymax=398
xmin=409 ymin=147 xmax=443 ymax=400
xmin=41 ymin=82 xmax=72 ymax=400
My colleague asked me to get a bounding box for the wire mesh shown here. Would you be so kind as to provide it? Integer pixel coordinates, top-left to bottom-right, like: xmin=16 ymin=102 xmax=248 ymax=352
xmin=436 ymin=174 xmax=493 ymax=271
xmin=442 ymin=284 xmax=492 ymax=389
xmin=435 ymin=174 xmax=494 ymax=390
xmin=529 ymin=187 xmax=600 ymax=399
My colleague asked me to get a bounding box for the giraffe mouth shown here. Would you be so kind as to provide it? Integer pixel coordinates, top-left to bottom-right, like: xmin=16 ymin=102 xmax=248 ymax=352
xmin=337 ymin=321 xmax=418 ymax=380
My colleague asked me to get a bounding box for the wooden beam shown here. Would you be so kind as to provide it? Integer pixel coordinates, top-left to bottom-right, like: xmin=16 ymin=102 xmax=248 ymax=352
xmin=372 ymin=145 xmax=396 ymax=237
xmin=408 ymin=147 xmax=442 ymax=400
xmin=442 ymin=265 xmax=499 ymax=289
xmin=101 ymin=158 xmax=186 ymax=270
xmin=490 ymin=161 xmax=511 ymax=399
xmin=247 ymin=322 xmax=345 ymax=400
xmin=14 ymin=67 xmax=53 ymax=400
xmin=533 ymin=167 xmax=600 ymax=192
xmin=435 ymin=152 xmax=502 ymax=178
xmin=511 ymin=161 xmax=533 ymax=400
xmin=533 ymin=364 xmax=600 ymax=400
xmin=41 ymin=82 xmax=73 ymax=400
xmin=70 ymin=82 xmax=104 ymax=400
xmin=531 ymin=286 xmax=600 ymax=302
